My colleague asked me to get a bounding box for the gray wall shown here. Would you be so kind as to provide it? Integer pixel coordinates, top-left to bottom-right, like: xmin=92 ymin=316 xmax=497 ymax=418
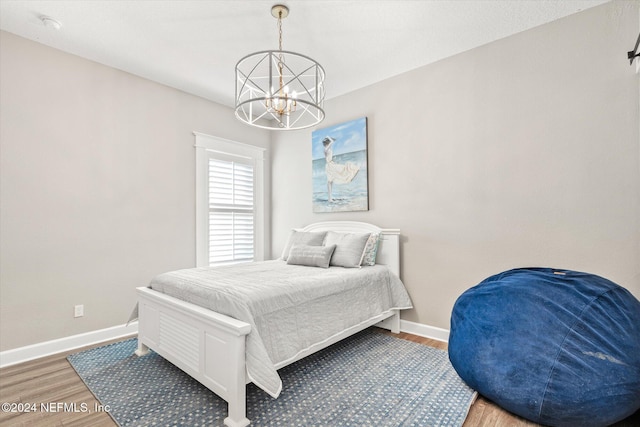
xmin=271 ymin=1 xmax=640 ymax=330
xmin=0 ymin=31 xmax=270 ymax=351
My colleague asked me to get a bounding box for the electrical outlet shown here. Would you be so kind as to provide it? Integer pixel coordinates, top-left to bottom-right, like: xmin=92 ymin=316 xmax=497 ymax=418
xmin=74 ymin=304 xmax=84 ymax=318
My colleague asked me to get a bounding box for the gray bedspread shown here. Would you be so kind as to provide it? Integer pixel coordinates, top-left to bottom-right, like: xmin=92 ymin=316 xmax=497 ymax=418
xmin=149 ymin=260 xmax=413 ymax=398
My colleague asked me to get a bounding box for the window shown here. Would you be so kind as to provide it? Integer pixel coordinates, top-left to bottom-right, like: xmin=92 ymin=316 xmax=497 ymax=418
xmin=208 ymin=157 xmax=254 ymax=264
xmin=195 ymin=133 xmax=265 ymax=267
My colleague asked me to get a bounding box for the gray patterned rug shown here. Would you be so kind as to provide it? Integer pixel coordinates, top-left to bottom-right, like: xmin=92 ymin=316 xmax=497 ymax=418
xmin=67 ymin=329 xmax=476 ymax=426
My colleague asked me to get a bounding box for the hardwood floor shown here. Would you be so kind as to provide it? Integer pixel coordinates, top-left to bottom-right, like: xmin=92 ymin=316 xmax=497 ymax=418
xmin=1 ymin=330 xmax=638 ymax=426
xmin=0 ymin=337 xmax=126 ymax=427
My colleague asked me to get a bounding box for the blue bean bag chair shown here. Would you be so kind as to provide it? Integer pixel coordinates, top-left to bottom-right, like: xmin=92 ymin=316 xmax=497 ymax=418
xmin=449 ymin=268 xmax=640 ymax=427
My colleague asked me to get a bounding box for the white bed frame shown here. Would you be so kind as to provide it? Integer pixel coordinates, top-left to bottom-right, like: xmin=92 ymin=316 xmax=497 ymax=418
xmin=135 ymin=221 xmax=402 ymax=427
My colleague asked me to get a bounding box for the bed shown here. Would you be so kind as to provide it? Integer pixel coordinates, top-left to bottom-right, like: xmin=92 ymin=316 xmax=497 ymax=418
xmin=135 ymin=221 xmax=412 ymax=427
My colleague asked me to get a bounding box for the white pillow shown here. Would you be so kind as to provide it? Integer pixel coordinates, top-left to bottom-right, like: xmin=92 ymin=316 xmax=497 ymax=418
xmin=280 ymin=230 xmax=327 ymax=261
xmin=286 ymin=244 xmax=336 ymax=268
xmin=324 ymin=231 xmax=371 ymax=268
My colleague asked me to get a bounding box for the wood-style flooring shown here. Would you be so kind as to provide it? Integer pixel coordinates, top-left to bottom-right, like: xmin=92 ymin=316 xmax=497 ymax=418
xmin=1 ymin=329 xmax=638 ymax=426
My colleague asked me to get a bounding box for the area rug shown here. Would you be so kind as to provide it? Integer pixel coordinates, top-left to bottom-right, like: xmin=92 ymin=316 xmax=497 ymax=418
xmin=68 ymin=329 xmax=476 ymax=426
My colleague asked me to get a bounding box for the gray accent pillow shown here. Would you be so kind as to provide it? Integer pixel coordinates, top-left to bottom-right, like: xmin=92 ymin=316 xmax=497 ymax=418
xmin=325 ymin=231 xmax=371 ymax=268
xmin=361 ymin=232 xmax=381 ymax=266
xmin=280 ymin=230 xmax=327 ymax=261
xmin=286 ymin=244 xmax=337 ymax=268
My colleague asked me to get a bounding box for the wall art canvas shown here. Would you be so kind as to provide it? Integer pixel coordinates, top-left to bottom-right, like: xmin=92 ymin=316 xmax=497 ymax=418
xmin=312 ymin=117 xmax=368 ymax=213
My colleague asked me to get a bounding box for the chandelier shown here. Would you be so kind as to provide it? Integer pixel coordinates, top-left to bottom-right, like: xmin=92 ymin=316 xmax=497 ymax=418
xmin=235 ymin=4 xmax=326 ymax=130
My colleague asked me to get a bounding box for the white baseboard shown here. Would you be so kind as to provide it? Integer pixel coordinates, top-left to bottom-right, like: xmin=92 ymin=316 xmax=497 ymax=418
xmin=0 ymin=322 xmax=139 ymax=368
xmin=400 ymin=319 xmax=450 ymax=343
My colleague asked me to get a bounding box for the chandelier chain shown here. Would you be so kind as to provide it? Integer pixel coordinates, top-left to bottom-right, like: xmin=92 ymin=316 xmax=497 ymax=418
xmin=277 ymin=10 xmax=284 ymax=89
xmin=278 ymin=10 xmax=283 ymax=52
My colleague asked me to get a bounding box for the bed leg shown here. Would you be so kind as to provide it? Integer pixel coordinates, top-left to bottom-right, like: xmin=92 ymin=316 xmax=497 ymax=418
xmin=224 ymin=398 xmax=250 ymax=427
xmin=135 ymin=341 xmax=150 ymax=356
xmin=224 ymin=415 xmax=250 ymax=427
xmin=224 ymin=334 xmax=251 ymax=427
xmin=389 ymin=310 xmax=401 ymax=334
xmin=378 ymin=310 xmax=401 ymax=334
xmin=223 ymin=371 xmax=250 ymax=426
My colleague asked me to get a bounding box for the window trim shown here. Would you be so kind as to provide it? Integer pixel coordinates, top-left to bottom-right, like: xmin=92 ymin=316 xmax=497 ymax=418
xmin=194 ymin=132 xmax=266 ymax=267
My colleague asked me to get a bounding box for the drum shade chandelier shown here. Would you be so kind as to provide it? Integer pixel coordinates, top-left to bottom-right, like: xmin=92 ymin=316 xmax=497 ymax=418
xmin=235 ymin=4 xmax=325 ymax=130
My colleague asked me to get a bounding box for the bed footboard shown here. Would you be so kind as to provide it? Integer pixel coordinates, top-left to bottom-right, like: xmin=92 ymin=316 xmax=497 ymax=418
xmin=136 ymin=287 xmax=251 ymax=427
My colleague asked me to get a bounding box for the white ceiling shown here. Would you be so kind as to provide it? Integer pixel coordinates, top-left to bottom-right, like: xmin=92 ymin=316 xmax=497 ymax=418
xmin=0 ymin=0 xmax=610 ymax=108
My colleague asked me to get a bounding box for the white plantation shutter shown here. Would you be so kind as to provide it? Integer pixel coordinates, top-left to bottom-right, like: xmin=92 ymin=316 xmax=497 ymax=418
xmin=208 ymin=159 xmax=255 ymax=264
xmin=195 ymin=133 xmax=265 ymax=268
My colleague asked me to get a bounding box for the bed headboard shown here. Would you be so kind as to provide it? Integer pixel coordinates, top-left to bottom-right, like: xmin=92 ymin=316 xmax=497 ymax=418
xmin=298 ymin=221 xmax=401 ymax=277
